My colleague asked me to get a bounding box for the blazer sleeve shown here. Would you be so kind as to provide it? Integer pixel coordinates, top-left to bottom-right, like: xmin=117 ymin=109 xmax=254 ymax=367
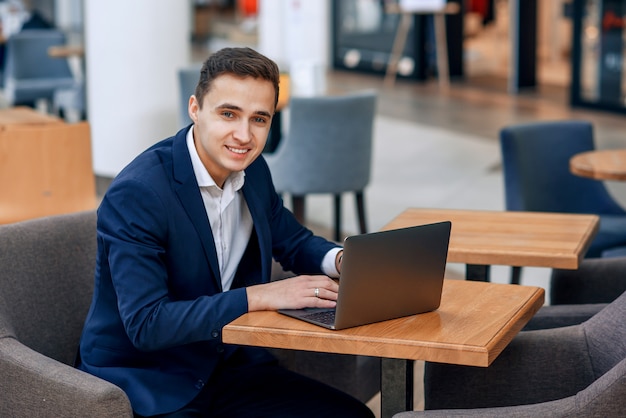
xmin=245 ymin=155 xmax=340 ymax=275
xmin=97 ymin=174 xmax=248 ymax=352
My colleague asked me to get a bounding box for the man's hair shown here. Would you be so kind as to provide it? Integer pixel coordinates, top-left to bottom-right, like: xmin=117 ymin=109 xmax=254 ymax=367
xmin=195 ymin=47 xmax=280 ymax=110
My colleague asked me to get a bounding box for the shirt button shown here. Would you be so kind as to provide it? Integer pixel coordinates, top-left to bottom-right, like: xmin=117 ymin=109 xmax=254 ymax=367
xmin=211 ymin=330 xmax=219 ymax=338
xmin=195 ymin=379 xmax=204 ymax=389
xmin=216 ymin=345 xmax=224 ymax=354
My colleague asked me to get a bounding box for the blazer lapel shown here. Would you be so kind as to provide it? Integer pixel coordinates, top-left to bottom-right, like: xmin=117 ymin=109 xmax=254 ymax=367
xmin=171 ymin=129 xmax=222 ymax=290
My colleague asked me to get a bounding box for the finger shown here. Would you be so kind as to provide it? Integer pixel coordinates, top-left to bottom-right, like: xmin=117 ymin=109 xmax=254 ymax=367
xmin=312 ymin=286 xmax=338 ymax=301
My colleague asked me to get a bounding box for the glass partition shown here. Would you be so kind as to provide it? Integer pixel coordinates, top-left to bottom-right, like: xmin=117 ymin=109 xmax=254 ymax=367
xmin=332 ymin=0 xmax=428 ymax=80
xmin=571 ymin=0 xmax=626 ymax=112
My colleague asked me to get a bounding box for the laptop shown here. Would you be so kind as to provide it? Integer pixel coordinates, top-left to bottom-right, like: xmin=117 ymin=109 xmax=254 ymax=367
xmin=278 ymin=221 xmax=451 ymax=330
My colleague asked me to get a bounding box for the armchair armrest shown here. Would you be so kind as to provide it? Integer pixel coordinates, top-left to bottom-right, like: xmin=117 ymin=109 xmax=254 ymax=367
xmin=0 ymin=337 xmax=132 ymax=418
xmin=423 ymin=325 xmax=595 ymax=410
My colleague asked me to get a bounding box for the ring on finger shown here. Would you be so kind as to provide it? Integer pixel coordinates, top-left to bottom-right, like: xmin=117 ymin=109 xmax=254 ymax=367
xmin=314 ymin=287 xmax=320 ymax=298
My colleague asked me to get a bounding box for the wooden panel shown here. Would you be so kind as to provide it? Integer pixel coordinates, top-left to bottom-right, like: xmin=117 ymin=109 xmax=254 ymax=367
xmin=223 ymin=280 xmax=545 ymax=367
xmin=0 ymin=106 xmax=63 ymax=126
xmin=0 ymin=122 xmax=96 ymax=224
xmin=381 ymin=208 xmax=599 ymax=269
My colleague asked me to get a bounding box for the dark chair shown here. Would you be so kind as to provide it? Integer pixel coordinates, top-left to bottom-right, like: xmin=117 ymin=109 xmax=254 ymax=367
xmin=3 ymin=29 xmax=77 ymax=108
xmin=264 ymin=91 xmax=377 ymax=242
xmin=499 ymin=120 xmax=626 ymax=286
xmin=395 ymin=289 xmax=626 ymax=417
xmin=177 ymin=64 xmax=201 ymax=128
xmin=522 ymin=256 xmax=626 ymax=330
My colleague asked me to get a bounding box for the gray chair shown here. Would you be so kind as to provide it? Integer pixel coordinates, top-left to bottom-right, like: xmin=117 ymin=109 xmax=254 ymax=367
xmin=0 ymin=211 xmax=379 ymax=416
xmin=3 ymin=29 xmax=78 ymax=107
xmin=264 ymin=91 xmax=377 ymax=241
xmin=178 ymin=64 xmax=202 ymax=128
xmin=0 ymin=211 xmax=132 ymax=417
xmin=394 ymin=289 xmax=626 ymax=417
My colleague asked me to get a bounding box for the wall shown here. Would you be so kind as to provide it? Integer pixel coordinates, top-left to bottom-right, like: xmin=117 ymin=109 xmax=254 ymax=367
xmin=84 ymin=1 xmax=190 ymax=177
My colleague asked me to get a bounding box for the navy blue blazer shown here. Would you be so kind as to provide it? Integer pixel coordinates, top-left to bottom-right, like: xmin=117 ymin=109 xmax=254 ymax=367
xmin=77 ymin=126 xmax=339 ymax=416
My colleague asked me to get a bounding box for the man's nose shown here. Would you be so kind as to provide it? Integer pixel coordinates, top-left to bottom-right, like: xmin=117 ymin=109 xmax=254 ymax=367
xmin=233 ymin=120 xmax=252 ymax=142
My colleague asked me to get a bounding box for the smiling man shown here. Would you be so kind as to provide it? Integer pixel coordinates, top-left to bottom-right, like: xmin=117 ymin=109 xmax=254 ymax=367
xmin=76 ymin=48 xmax=374 ymax=418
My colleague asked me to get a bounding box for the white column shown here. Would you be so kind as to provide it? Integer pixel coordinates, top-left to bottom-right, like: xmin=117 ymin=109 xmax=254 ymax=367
xmin=84 ymin=1 xmax=191 ymax=177
xmin=258 ymin=0 xmax=330 ymax=72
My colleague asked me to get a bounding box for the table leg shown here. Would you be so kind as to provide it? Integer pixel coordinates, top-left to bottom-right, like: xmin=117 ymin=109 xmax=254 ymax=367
xmin=466 ymin=264 xmax=491 ymax=282
xmin=381 ymin=358 xmax=414 ymax=418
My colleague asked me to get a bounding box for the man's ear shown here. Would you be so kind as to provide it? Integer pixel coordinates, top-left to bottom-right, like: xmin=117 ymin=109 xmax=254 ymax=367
xmin=188 ymin=95 xmax=199 ymax=123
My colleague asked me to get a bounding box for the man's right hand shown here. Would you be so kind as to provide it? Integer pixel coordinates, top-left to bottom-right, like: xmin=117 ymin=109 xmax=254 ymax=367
xmin=246 ymin=275 xmax=338 ymax=312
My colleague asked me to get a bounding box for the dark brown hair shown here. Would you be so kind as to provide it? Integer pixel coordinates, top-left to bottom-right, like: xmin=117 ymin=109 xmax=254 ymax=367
xmin=195 ymin=47 xmax=280 ymax=110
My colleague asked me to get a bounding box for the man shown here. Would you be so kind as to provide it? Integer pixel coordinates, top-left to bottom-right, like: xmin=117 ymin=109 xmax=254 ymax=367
xmin=77 ymin=47 xmax=374 ymax=418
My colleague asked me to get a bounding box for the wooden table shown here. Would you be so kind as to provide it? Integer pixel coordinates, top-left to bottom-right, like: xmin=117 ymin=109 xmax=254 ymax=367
xmin=381 ymin=208 xmax=599 ymax=281
xmin=570 ymin=149 xmax=626 ymax=181
xmin=0 ymin=106 xmax=63 ymax=127
xmin=47 ymin=45 xmax=85 ymax=58
xmin=224 ymin=279 xmax=544 ymax=418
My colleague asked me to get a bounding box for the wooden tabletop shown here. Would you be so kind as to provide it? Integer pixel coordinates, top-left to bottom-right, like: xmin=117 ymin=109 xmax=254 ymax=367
xmin=381 ymin=208 xmax=599 ymax=270
xmin=0 ymin=106 xmax=63 ymax=126
xmin=48 ymin=45 xmax=85 ymax=58
xmin=570 ymin=149 xmax=626 ymax=181
xmin=223 ymin=279 xmax=544 ymax=367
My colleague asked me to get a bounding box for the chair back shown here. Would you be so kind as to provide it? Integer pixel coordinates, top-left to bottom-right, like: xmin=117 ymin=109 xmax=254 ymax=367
xmin=266 ymin=90 xmax=377 ymax=195
xmin=0 ymin=210 xmax=97 ymax=365
xmin=499 ymin=120 xmax=625 ymax=215
xmin=3 ymin=29 xmax=76 ymax=105
xmin=0 ymin=121 xmax=97 ymax=224
xmin=178 ymin=65 xmax=201 ymax=128
xmin=582 ymin=289 xmax=626 ymax=379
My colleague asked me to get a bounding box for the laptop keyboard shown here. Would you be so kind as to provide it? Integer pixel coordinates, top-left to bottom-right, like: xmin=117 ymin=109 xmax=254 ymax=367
xmin=302 ymin=310 xmax=336 ymax=325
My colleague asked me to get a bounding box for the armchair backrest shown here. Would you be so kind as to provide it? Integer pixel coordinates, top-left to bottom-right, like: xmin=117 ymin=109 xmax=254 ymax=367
xmin=267 ymin=90 xmax=377 ymax=195
xmin=178 ymin=65 xmax=201 ymax=128
xmin=583 ymin=289 xmax=626 ymax=379
xmin=3 ymin=29 xmax=76 ymax=105
xmin=499 ymin=120 xmax=625 ymax=215
xmin=0 ymin=210 xmax=97 ymax=365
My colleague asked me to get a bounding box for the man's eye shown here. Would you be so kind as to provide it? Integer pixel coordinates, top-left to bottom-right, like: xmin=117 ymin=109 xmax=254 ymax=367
xmin=254 ymin=117 xmax=268 ymax=124
xmin=222 ymin=111 xmax=234 ymax=118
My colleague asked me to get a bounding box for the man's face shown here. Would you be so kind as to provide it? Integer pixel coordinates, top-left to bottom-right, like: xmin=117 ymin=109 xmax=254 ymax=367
xmin=189 ymin=74 xmax=275 ymax=187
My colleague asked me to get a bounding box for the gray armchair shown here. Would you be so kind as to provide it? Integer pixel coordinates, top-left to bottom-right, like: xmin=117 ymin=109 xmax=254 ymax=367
xmin=394 ymin=289 xmax=626 ymax=417
xmin=0 ymin=211 xmax=379 ymax=416
xmin=0 ymin=211 xmax=132 ymax=417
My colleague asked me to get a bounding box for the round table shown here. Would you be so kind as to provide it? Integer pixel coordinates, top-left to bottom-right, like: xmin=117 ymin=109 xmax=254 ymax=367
xmin=570 ymin=149 xmax=626 ymax=181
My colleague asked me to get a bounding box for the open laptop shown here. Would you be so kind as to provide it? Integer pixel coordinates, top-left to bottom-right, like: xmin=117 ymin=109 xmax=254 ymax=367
xmin=278 ymin=221 xmax=451 ymax=330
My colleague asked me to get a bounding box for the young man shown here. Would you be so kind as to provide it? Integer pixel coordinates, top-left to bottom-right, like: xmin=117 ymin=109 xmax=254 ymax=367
xmin=77 ymin=47 xmax=374 ymax=418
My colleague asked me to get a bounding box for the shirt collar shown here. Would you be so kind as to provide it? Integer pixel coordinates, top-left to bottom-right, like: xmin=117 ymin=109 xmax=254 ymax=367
xmin=186 ymin=126 xmax=245 ymax=191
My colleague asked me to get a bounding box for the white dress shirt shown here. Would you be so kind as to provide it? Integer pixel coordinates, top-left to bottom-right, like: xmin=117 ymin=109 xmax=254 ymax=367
xmin=186 ymin=128 xmax=341 ymax=291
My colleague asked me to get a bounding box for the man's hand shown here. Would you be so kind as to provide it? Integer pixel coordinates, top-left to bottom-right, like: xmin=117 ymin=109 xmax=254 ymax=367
xmin=246 ymin=275 xmax=338 ymax=311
